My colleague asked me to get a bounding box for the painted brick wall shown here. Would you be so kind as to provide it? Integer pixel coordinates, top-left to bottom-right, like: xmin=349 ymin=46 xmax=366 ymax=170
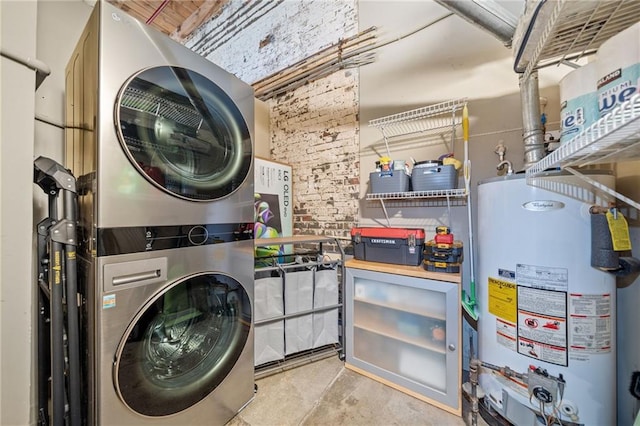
xmin=187 ymin=0 xmax=360 ymax=242
xmin=270 ymin=70 xmax=360 ymax=239
xmin=186 ymin=0 xmax=358 ymax=85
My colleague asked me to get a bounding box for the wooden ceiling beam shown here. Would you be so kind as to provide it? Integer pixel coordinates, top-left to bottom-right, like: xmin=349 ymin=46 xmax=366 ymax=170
xmin=107 ymin=0 xmax=228 ymax=41
xmin=170 ymin=0 xmax=229 ymax=43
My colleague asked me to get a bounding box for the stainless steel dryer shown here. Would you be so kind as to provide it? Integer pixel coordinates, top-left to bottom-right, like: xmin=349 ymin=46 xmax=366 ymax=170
xmin=65 ymin=2 xmax=255 ymax=424
xmin=66 ymin=0 xmax=254 ymax=231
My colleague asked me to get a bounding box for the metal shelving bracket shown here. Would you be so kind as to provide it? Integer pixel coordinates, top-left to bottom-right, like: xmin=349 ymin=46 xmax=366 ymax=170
xmin=366 ymin=99 xmax=469 ymax=225
xmin=525 ymin=94 xmax=640 ymax=210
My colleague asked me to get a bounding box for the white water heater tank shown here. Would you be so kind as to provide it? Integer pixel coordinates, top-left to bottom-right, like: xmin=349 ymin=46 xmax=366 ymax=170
xmin=477 ymin=171 xmax=616 ymax=425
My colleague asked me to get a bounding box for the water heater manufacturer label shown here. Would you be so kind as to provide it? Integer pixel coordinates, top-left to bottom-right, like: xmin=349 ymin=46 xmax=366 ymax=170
xmin=516 ymin=263 xmax=568 ymax=292
xmin=522 ymin=200 xmax=565 ymax=211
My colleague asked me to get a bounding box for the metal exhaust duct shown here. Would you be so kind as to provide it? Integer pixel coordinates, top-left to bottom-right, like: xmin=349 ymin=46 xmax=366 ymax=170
xmin=435 ymin=0 xmax=547 ymax=168
xmin=520 ymin=71 xmax=545 ymax=169
xmin=433 ymin=0 xmax=518 ymax=47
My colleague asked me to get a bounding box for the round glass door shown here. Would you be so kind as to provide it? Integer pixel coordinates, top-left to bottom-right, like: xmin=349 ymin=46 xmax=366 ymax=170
xmin=115 ymin=66 xmax=252 ymax=201
xmin=114 ymin=273 xmax=251 ymax=417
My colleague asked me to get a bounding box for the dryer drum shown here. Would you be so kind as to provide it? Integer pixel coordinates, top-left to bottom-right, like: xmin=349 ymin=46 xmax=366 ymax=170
xmin=114 ymin=273 xmax=251 ymax=416
xmin=115 ymin=66 xmax=252 ymax=201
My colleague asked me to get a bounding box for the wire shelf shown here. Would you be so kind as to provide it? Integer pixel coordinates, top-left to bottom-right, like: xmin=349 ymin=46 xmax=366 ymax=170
xmin=368 ymin=98 xmax=467 ymax=138
xmin=519 ymin=0 xmax=640 ymax=79
xmin=526 ymin=94 xmax=640 ymax=177
xmin=366 ymin=188 xmax=467 ymax=200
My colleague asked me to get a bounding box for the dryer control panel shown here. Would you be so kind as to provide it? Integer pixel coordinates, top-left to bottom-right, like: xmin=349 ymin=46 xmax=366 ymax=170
xmin=97 ymin=222 xmax=253 ymax=256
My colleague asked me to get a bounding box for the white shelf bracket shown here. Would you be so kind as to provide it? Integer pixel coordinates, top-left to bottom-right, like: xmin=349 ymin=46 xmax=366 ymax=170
xmin=379 ymin=199 xmax=391 ymax=227
xmin=564 ymin=167 xmax=640 ymax=211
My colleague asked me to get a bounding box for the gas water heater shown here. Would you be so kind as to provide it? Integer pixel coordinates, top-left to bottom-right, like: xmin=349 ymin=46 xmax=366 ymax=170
xmin=477 ymin=171 xmax=616 ymax=426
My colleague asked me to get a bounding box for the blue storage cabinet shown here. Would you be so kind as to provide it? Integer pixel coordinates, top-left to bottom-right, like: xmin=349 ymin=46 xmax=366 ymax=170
xmin=344 ymin=259 xmax=462 ymax=416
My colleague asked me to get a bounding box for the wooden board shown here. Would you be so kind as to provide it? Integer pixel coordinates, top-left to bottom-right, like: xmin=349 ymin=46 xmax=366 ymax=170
xmin=107 ymin=0 xmax=226 ymax=39
xmin=345 ymin=259 xmax=461 ymax=284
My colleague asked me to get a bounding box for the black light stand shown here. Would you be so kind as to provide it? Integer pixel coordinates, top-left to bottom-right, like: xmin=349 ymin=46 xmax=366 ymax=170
xmin=34 ymin=156 xmax=81 ymax=426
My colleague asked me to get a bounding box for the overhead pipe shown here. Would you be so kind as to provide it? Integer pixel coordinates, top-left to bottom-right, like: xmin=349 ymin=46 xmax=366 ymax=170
xmin=433 ymin=0 xmax=518 ymax=47
xmin=520 ymin=71 xmax=546 ymax=169
xmin=1 ymin=48 xmax=51 ymax=89
xmin=146 ymin=0 xmax=170 ymax=25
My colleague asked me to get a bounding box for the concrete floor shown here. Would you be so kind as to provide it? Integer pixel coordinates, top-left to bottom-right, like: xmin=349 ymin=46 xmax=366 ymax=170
xmin=227 ymin=355 xmax=486 ymax=426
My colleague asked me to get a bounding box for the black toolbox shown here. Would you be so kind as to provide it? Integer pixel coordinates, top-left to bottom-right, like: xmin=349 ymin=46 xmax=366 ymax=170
xmin=424 ymin=240 xmax=464 ymax=263
xmin=351 ymin=227 xmax=425 ymax=266
xmin=423 ymin=260 xmax=461 ymax=273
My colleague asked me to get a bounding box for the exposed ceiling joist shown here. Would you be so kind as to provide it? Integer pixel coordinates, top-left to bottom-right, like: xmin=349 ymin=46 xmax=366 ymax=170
xmin=107 ymin=0 xmax=230 ymax=42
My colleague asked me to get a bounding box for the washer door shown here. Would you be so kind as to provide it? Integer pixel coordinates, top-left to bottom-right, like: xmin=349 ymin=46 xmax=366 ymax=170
xmin=115 ymin=66 xmax=252 ymax=201
xmin=114 ymin=273 xmax=251 ymax=417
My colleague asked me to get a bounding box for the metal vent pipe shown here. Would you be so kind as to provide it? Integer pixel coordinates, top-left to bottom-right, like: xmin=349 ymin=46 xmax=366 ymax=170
xmin=433 ymin=0 xmax=518 ymax=47
xmin=435 ymin=0 xmax=547 ymax=168
xmin=520 ymin=71 xmax=545 ymax=169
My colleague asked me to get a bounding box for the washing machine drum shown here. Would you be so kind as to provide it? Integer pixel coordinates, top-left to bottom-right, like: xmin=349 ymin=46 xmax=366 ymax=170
xmin=115 ymin=66 xmax=252 ymax=201
xmin=114 ymin=273 xmax=251 ymax=416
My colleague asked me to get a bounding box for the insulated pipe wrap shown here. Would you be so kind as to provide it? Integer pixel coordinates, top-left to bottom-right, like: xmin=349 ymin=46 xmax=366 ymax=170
xmin=590 ymin=212 xmax=618 ymax=270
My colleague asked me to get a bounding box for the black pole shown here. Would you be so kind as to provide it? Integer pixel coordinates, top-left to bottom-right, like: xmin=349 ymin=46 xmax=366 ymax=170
xmin=36 ymin=215 xmax=52 ymax=426
xmin=37 ymin=285 xmax=50 ymax=426
xmin=34 ymin=156 xmax=82 ymax=426
xmin=50 ymin=240 xmax=66 ymax=426
xmin=62 ymin=190 xmax=81 ymax=426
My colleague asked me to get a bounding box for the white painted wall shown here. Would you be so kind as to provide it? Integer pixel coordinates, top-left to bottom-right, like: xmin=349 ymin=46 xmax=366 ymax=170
xmin=1 ymin=2 xmax=39 ymax=424
xmin=618 ymin=226 xmax=640 ymax=425
xmin=0 ymin=1 xmax=93 ymax=424
xmin=358 ymin=0 xmax=572 ymax=370
xmin=186 ymin=0 xmax=357 ymax=85
xmin=34 ymin=0 xmax=93 ymax=232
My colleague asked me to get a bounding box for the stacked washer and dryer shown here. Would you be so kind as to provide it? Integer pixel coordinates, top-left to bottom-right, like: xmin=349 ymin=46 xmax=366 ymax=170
xmin=65 ymin=2 xmax=255 ymax=424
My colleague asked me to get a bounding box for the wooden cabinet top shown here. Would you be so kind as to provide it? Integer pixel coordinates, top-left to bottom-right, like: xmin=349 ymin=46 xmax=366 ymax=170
xmin=345 ymin=259 xmax=461 ymax=284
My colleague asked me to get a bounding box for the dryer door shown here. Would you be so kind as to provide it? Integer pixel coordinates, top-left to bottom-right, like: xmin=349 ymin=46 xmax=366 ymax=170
xmin=114 ymin=272 xmax=251 ymax=417
xmin=115 ymin=66 xmax=252 ymax=201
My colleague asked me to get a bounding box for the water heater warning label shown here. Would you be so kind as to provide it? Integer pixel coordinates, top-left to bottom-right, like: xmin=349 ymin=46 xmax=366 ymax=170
xmin=488 ymin=277 xmax=517 ymax=323
xmin=517 ymin=286 xmax=568 ymax=366
xmin=569 ymin=293 xmax=612 ymax=355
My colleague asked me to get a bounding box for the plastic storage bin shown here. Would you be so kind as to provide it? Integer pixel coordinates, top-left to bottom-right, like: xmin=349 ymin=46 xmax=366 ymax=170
xmin=370 ymin=171 xmax=410 ymax=193
xmin=411 ymin=163 xmax=457 ymax=191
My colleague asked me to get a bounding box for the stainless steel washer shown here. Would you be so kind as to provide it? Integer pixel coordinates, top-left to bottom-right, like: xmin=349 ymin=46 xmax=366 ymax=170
xmin=93 ymin=240 xmax=254 ymax=425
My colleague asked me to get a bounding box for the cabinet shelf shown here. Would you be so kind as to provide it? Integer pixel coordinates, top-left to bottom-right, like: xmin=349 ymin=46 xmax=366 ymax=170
xmin=353 ymin=324 xmax=446 ymax=355
xmin=354 ymin=297 xmax=446 ymax=321
xmin=345 ymin=264 xmax=461 ymax=415
xmin=515 ymin=0 xmax=640 ymax=81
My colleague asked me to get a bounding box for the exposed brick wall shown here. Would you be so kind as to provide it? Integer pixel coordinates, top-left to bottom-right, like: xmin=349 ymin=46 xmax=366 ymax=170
xmin=186 ymin=0 xmax=360 ymax=241
xmin=186 ymin=0 xmax=358 ymax=86
xmin=270 ymin=70 xmax=360 ymax=240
